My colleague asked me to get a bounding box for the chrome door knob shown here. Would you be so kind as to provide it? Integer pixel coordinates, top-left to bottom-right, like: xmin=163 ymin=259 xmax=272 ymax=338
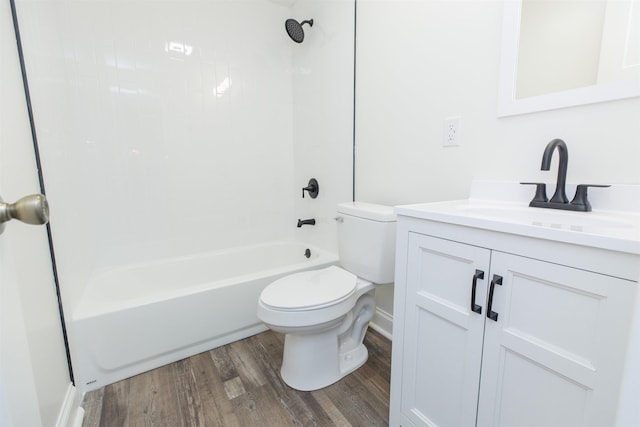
xmin=0 ymin=194 xmax=49 ymax=234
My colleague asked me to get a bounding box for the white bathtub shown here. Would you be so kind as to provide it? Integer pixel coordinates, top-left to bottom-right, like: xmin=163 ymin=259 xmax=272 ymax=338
xmin=70 ymin=242 xmax=338 ymax=392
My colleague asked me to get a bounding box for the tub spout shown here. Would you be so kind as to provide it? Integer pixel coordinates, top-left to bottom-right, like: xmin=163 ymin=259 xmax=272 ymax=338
xmin=297 ymin=218 xmax=316 ymax=228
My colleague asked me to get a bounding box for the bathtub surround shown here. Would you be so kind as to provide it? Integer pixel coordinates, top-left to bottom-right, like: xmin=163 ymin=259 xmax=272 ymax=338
xmin=16 ymin=0 xmax=299 ymax=311
xmin=13 ymin=0 xmax=355 ymax=396
xmin=291 ymin=0 xmax=355 ymax=253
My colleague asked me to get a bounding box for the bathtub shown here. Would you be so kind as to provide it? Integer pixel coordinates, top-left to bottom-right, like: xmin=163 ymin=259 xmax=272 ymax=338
xmin=70 ymin=242 xmax=338 ymax=392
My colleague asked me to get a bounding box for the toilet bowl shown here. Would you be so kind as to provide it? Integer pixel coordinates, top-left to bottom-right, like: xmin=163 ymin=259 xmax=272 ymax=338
xmin=258 ymin=266 xmax=376 ymax=391
xmin=257 ymin=202 xmax=396 ymax=391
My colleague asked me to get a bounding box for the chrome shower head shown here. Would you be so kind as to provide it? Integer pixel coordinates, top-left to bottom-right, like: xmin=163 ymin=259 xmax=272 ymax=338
xmin=285 ymin=18 xmax=313 ymax=43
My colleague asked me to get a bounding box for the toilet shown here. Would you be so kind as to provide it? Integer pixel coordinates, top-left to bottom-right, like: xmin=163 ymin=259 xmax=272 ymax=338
xmin=257 ymin=202 xmax=396 ymax=391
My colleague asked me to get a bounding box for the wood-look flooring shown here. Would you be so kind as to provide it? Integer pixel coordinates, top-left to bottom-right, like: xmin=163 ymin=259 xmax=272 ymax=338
xmin=82 ymin=329 xmax=391 ymax=426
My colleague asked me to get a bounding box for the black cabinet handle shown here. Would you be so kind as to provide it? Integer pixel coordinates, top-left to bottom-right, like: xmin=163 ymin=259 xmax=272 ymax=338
xmin=471 ymin=269 xmax=484 ymax=314
xmin=487 ymin=275 xmax=503 ymax=322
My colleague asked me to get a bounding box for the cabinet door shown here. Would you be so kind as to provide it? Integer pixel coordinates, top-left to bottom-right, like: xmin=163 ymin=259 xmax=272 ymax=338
xmin=400 ymin=233 xmax=491 ymax=427
xmin=477 ymin=251 xmax=637 ymax=427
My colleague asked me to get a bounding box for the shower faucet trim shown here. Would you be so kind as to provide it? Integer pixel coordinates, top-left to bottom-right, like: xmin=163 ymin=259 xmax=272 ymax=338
xmin=302 ymin=178 xmax=319 ymax=199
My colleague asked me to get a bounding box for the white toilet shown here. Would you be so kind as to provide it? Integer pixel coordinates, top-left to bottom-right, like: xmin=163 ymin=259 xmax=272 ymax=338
xmin=257 ymin=202 xmax=396 ymax=391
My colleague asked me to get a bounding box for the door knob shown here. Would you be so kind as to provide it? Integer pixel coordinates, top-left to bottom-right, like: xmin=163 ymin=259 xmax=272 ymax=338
xmin=0 ymin=194 xmax=49 ymax=234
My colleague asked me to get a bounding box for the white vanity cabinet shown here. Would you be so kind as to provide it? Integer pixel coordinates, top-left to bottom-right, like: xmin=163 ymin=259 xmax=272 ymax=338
xmin=389 ymin=210 xmax=640 ymax=427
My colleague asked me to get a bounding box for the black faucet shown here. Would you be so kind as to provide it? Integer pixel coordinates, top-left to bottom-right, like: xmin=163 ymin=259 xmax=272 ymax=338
xmin=297 ymin=218 xmax=316 ymax=227
xmin=541 ymin=139 xmax=569 ymax=204
xmin=522 ymin=139 xmax=609 ymax=212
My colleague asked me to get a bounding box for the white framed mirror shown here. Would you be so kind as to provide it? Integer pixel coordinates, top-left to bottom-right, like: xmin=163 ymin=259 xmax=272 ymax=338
xmin=497 ymin=0 xmax=640 ymax=117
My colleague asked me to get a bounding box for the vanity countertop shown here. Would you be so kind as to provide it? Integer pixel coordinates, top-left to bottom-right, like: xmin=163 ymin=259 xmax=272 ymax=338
xmin=395 ymin=181 xmax=640 ymax=255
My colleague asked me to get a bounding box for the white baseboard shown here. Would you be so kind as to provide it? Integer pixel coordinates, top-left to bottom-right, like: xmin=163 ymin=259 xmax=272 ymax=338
xmin=56 ymin=383 xmax=84 ymax=427
xmin=55 ymin=384 xmax=75 ymax=427
xmin=71 ymin=407 xmax=85 ymax=427
xmin=369 ymin=307 xmax=393 ymax=341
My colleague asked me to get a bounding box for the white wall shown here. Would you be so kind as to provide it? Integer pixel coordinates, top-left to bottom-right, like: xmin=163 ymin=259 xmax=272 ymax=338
xmin=356 ymin=0 xmax=640 ymax=317
xmin=14 ymin=0 xmax=355 ymax=391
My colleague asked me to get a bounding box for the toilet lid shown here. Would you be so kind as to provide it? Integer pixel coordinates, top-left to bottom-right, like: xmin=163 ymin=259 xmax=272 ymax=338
xmin=260 ymin=266 xmax=357 ymax=311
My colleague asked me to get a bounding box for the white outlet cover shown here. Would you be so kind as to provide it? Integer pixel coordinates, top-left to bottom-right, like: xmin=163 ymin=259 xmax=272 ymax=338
xmin=443 ymin=117 xmax=461 ymax=147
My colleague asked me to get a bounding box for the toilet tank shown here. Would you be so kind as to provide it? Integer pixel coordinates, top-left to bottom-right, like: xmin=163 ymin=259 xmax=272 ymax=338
xmin=336 ymin=202 xmax=396 ymax=284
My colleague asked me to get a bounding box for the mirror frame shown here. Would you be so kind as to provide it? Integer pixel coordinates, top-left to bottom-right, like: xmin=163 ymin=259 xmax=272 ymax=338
xmin=497 ymin=0 xmax=640 ymax=117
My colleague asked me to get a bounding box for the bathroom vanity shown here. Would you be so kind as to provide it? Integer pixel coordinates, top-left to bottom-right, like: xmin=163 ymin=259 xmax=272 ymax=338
xmin=389 ymin=181 xmax=640 ymax=427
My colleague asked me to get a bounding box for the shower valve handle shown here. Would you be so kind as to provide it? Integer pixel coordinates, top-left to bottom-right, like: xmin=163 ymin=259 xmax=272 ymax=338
xmin=302 ymin=178 xmax=319 ymax=199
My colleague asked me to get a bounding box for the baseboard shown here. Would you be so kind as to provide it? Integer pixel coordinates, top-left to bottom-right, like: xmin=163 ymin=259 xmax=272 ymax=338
xmin=369 ymin=307 xmax=393 ymax=341
xmin=55 ymin=383 xmax=83 ymax=427
xmin=71 ymin=407 xmax=85 ymax=427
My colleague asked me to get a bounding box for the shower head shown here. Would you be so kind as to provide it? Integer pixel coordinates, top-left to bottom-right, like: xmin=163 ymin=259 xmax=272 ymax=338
xmin=285 ymin=18 xmax=313 ymax=43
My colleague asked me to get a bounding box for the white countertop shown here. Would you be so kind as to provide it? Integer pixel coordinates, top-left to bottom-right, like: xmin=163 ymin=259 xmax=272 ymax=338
xmin=394 ymin=181 xmax=640 ymax=255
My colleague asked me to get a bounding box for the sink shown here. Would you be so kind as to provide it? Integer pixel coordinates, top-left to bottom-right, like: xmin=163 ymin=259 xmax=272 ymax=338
xmin=454 ymin=203 xmax=635 ymax=232
xmin=394 ymin=181 xmax=640 ymax=255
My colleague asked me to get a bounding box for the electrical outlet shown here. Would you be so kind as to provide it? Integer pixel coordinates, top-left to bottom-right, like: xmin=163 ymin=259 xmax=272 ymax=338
xmin=443 ymin=117 xmax=461 ymax=147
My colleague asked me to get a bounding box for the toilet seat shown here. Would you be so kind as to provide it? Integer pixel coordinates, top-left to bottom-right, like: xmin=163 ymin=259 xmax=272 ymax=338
xmin=260 ymin=266 xmax=357 ymax=311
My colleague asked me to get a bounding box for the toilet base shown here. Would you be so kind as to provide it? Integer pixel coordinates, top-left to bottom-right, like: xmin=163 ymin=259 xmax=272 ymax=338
xmin=280 ymin=331 xmax=370 ymax=391
xmin=279 ymin=293 xmax=375 ymax=391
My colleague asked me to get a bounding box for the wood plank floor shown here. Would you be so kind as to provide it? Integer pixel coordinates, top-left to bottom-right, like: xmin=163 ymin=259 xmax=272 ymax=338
xmin=82 ymin=329 xmax=392 ymax=427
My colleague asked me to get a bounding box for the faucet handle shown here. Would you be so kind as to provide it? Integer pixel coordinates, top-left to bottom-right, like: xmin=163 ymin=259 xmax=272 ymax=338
xmin=520 ymin=182 xmax=548 ymax=205
xmin=302 ymin=178 xmax=319 ymax=199
xmin=570 ymin=184 xmax=610 ymax=212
